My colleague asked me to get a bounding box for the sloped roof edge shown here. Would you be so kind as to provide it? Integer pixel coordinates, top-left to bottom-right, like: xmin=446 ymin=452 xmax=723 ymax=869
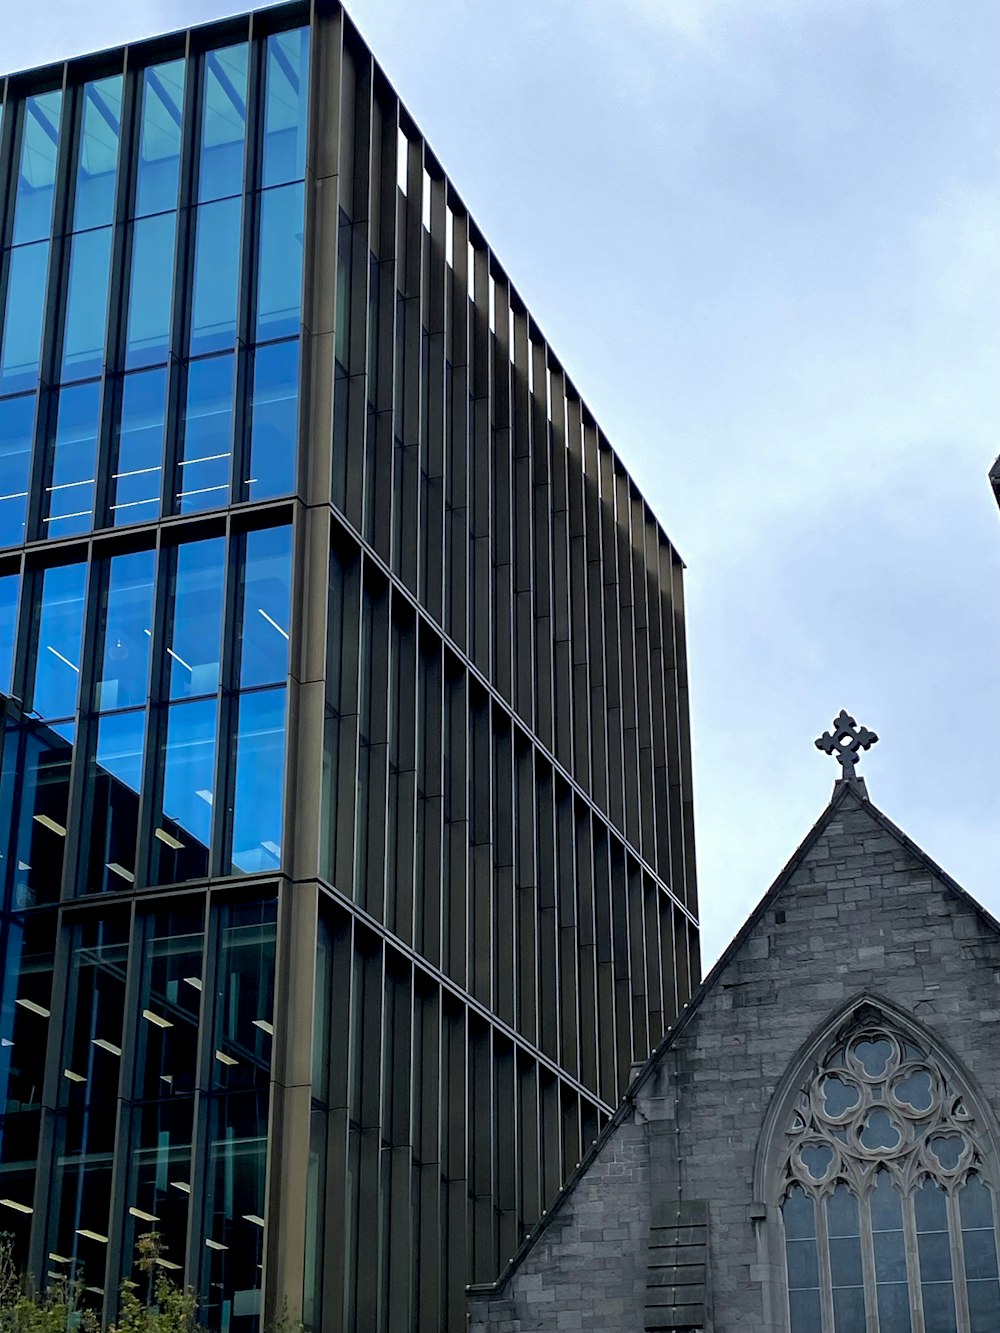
xmin=468 ymin=780 xmax=1000 ymax=1298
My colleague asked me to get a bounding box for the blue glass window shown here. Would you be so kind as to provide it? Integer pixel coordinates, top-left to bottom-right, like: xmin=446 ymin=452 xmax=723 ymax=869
xmin=256 ymin=182 xmax=304 ymax=343
xmin=73 ymin=76 xmax=123 ymax=231
xmin=1 ymin=242 xmax=49 ymax=394
xmin=189 ymin=198 xmax=242 ymax=355
xmin=59 ymin=914 xmax=129 ymax=1105
xmin=96 ymin=549 xmax=155 ymax=712
xmin=198 ymin=44 xmax=249 ymax=203
xmin=166 ymin=538 xmax=225 ymax=700
xmin=178 ymin=354 xmax=234 ymax=514
xmin=202 ymin=1091 xmax=269 ymax=1325
xmin=31 ymin=561 xmax=86 ymax=720
xmin=13 ymin=91 xmax=62 ymax=245
xmin=0 ymin=394 xmax=35 ymax=547
xmin=262 ymin=28 xmax=310 ymax=188
xmin=60 ymin=226 xmax=112 ymax=382
xmin=84 ymin=709 xmax=145 ymax=892
xmin=157 ymin=698 xmax=217 ymax=880
xmin=230 ymin=687 xmax=286 ymax=874
xmin=45 ymin=380 xmax=101 ymax=538
xmin=248 ymin=340 xmax=298 ymax=500
xmin=12 ymin=725 xmax=74 ymax=907
xmin=211 ymin=900 xmax=276 ymax=1086
xmin=0 ymin=574 xmax=18 ymax=695
xmin=239 ymin=525 xmax=292 ymax=687
xmin=135 ymin=61 xmax=186 ymax=217
xmin=125 ymin=212 xmax=176 ymax=369
xmin=113 ymin=368 xmax=166 ymax=525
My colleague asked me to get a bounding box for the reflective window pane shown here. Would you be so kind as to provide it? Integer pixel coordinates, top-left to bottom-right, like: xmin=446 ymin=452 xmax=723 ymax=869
xmin=916 ymin=1179 xmax=957 ymax=1333
xmin=198 ymin=43 xmax=249 ymax=202
xmin=0 ymin=912 xmax=55 ymax=1109
xmin=239 ymin=525 xmax=292 ymax=687
xmin=133 ymin=905 xmax=204 ymax=1100
xmin=113 ymin=368 xmax=166 ymax=525
xmin=45 ymin=380 xmax=101 ymax=538
xmin=61 ymin=225 xmax=112 ymax=382
xmin=11 ymin=724 xmax=73 ymax=907
xmin=0 ymin=1112 xmax=41 ymax=1268
xmin=125 ymin=212 xmax=176 ymax=368
xmin=83 ymin=709 xmax=145 ymax=894
xmin=247 ymin=339 xmax=298 ymax=500
xmin=211 ymin=900 xmax=276 ymax=1089
xmin=0 ymin=573 xmax=18 ymax=694
xmin=59 ymin=914 xmax=129 ymax=1106
xmin=178 ymin=353 xmax=234 ymax=513
xmin=122 ymin=1098 xmax=194 ymax=1281
xmin=13 ymin=91 xmax=62 ymax=245
xmin=31 ymin=561 xmax=87 ymax=719
xmin=262 ymin=27 xmax=309 ymax=187
xmin=155 ymin=698 xmax=217 ymax=883
xmin=0 ymin=241 xmax=49 ymax=394
xmin=203 ymin=1091 xmax=268 ymax=1331
xmin=166 ymin=538 xmax=225 ymax=699
xmin=189 ymin=198 xmax=242 ymax=355
xmin=256 ymin=182 xmax=304 ymax=343
xmin=96 ymin=549 xmax=155 ymax=711
xmin=0 ymin=394 xmax=35 ymax=547
xmin=230 ymin=687 xmax=286 ymax=874
xmin=135 ymin=60 xmax=185 ymax=217
xmin=73 ymin=76 xmax=123 ymax=231
xmin=50 ymin=1107 xmax=115 ymax=1285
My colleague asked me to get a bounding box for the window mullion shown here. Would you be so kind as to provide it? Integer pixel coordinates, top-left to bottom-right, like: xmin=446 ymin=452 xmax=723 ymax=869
xmin=948 ymin=1187 xmax=971 ymax=1332
xmin=817 ymin=1189 xmax=836 ymax=1333
xmin=902 ymin=1187 xmax=926 ymax=1333
xmin=859 ymin=1191 xmax=880 ymax=1332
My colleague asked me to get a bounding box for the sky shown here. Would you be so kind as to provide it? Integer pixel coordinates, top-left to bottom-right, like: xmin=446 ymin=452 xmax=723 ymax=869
xmin=6 ymin=0 xmax=1000 ymax=968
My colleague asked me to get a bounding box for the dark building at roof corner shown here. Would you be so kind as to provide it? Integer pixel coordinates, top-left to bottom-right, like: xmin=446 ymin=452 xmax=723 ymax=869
xmin=0 ymin=1 xmax=699 ymax=1329
xmin=468 ymin=780 xmax=1000 ymax=1333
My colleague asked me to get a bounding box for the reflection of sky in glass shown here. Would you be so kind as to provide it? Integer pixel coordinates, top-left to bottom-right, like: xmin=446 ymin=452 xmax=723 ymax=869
xmin=113 ymin=368 xmax=166 ymax=524
xmin=46 ymin=381 xmax=101 ymax=537
xmin=32 ymin=562 xmax=86 ymax=719
xmin=249 ymin=341 xmax=298 ymax=500
xmin=168 ymin=539 xmax=224 ymax=699
xmin=74 ymin=76 xmax=122 ymax=231
xmin=14 ymin=90 xmax=62 ymax=244
xmin=0 ymin=573 xmax=18 ymax=694
xmin=162 ymin=699 xmax=217 ymax=846
xmin=231 ymin=687 xmax=286 ymax=873
xmin=136 ymin=61 xmax=185 ymax=217
xmin=97 ymin=550 xmax=155 ymax=712
xmin=96 ymin=710 xmax=145 ymax=792
xmin=198 ymin=45 xmax=248 ymax=204
xmin=0 ymin=395 xmax=34 ymax=547
xmin=240 ymin=526 xmax=292 ymax=687
xmin=262 ymin=28 xmax=309 ymax=187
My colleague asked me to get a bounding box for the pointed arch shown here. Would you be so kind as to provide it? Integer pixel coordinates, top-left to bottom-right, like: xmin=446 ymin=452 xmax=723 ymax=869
xmin=755 ymin=994 xmax=1000 ymax=1333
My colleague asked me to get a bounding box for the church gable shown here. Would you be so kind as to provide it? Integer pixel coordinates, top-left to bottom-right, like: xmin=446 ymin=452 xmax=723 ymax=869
xmin=469 ymin=783 xmax=1000 ymax=1332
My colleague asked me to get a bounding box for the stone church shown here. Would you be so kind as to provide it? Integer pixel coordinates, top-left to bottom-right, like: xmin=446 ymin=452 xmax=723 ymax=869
xmin=467 ymin=718 xmax=1000 ymax=1332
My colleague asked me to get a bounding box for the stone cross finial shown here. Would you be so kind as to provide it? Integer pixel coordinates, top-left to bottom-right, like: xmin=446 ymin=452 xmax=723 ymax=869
xmin=815 ymin=710 xmax=878 ymax=782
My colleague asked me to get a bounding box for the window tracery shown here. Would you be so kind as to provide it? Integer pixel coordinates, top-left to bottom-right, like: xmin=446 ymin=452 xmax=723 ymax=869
xmin=779 ymin=1013 xmax=1000 ymax=1332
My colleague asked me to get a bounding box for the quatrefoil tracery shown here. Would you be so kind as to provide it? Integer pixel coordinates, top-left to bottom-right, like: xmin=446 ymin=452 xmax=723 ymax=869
xmin=783 ymin=1023 xmax=983 ymax=1200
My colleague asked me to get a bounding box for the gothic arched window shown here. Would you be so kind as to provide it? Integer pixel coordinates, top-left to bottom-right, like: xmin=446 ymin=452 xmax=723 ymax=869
xmin=778 ymin=1015 xmax=1000 ymax=1332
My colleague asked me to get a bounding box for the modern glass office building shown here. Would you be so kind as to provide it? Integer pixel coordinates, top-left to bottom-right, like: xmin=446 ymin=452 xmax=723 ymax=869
xmin=0 ymin=1 xmax=699 ymax=1328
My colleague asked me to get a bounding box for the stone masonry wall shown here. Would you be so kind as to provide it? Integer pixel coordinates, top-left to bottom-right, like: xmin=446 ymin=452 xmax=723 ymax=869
xmin=468 ymin=786 xmax=1000 ymax=1332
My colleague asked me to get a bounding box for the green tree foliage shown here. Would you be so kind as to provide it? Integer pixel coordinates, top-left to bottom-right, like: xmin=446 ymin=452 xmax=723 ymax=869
xmin=0 ymin=1233 xmax=203 ymax=1333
